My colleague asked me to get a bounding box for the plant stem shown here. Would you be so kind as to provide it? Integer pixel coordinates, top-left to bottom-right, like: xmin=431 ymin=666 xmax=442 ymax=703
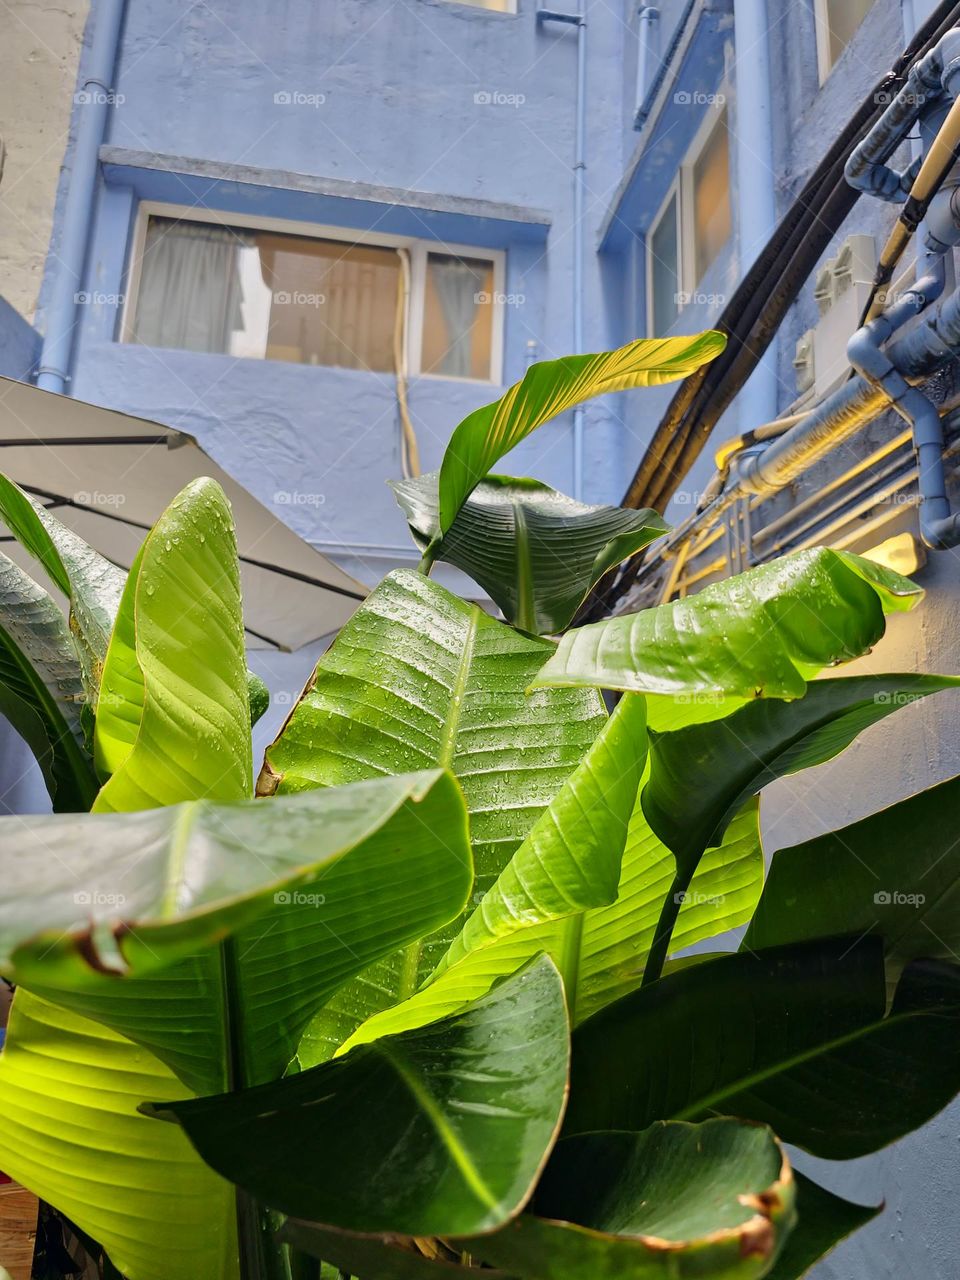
xmin=641 ymin=865 xmax=693 ymax=988
xmin=418 ymin=547 xmax=436 ymax=576
xmin=221 ymin=938 xmax=290 ymax=1280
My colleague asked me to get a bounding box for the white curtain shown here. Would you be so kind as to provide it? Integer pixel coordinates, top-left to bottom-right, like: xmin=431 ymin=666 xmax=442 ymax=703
xmin=430 ymin=257 xmax=486 ymax=377
xmin=134 ymin=220 xmax=249 ymax=353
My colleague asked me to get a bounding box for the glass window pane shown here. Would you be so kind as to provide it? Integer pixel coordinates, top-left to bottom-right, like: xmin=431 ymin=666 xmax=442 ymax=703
xmin=131 ymin=217 xmax=401 ymax=372
xmin=693 ymin=112 xmax=731 ymax=285
xmin=650 ymin=193 xmax=679 ymax=336
xmin=421 ymin=253 xmax=494 ymax=380
xmin=443 ymin=0 xmax=513 ymax=9
xmin=825 ymin=0 xmax=874 ymax=70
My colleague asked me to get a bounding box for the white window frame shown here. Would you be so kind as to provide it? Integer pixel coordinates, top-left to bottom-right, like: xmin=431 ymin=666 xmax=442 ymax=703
xmin=645 ymin=179 xmax=683 ymax=337
xmin=645 ymin=96 xmax=730 ymax=334
xmin=120 ymin=201 xmax=506 ymax=385
xmin=813 ymin=0 xmax=873 ymax=84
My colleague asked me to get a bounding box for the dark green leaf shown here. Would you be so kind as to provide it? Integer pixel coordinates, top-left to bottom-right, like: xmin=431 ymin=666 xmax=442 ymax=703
xmin=392 ymin=472 xmax=664 ymax=634
xmin=642 ymin=674 xmax=960 ymax=873
xmin=464 ymin=1120 xmax=795 ymax=1280
xmin=147 ymin=956 xmax=569 ymax=1238
xmin=764 ymin=1173 xmax=879 ymax=1280
xmin=280 ymin=1222 xmax=517 ymax=1280
xmin=0 ymin=771 xmax=472 ymax=1094
xmin=744 ymin=772 xmax=960 ymax=985
xmin=0 ymin=551 xmax=97 ymax=810
xmin=566 ymin=938 xmax=960 ymax=1158
xmin=0 ymin=473 xmax=124 ymax=702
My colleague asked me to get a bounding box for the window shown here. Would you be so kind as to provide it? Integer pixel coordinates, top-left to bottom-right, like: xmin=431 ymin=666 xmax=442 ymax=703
xmin=691 ymin=110 xmax=731 ymax=285
xmin=648 ymin=187 xmax=681 ymax=337
xmin=441 ymin=0 xmax=515 ymax=10
xmin=815 ymin=0 xmax=875 ymax=81
xmin=123 ymin=207 xmax=503 ymax=382
xmin=646 ymin=106 xmax=731 ymax=335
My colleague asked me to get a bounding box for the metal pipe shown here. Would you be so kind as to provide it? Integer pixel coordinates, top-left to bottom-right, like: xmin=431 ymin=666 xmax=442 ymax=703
xmin=37 ymin=0 xmax=126 ymax=393
xmin=844 ymin=36 xmax=952 ymax=200
xmin=733 ymin=0 xmax=779 ymax=430
xmin=848 ymin=269 xmax=960 ymax=547
xmin=538 ymin=1 xmax=588 ymax=499
xmin=636 ymin=8 xmax=660 ymax=117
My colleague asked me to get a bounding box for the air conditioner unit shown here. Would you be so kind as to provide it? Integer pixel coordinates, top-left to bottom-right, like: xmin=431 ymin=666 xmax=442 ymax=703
xmin=796 ymin=234 xmax=877 ymax=400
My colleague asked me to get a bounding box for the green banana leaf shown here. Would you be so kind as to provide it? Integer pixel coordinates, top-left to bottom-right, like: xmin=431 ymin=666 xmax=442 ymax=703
xmin=463 ymin=1120 xmax=795 ymax=1280
xmin=147 ymin=957 xmax=569 ymax=1238
xmin=744 ymin=772 xmax=960 ymax=986
xmin=642 ymin=673 xmax=960 ymax=872
xmin=335 ymin=775 xmax=760 ymax=1057
xmin=433 ymin=332 xmax=725 ymax=540
xmin=0 ymin=473 xmax=124 ymax=701
xmin=764 ymin=1173 xmax=879 ymax=1280
xmin=0 ymin=550 xmax=97 ymax=810
xmin=531 ymin=548 xmax=922 ymax=701
xmin=566 ymin=938 xmax=960 ymax=1158
xmin=0 ymin=771 xmax=472 ymax=1094
xmin=392 ymin=472 xmax=665 ymax=634
xmin=93 ymin=477 xmax=252 ymax=810
xmin=0 ymin=989 xmax=236 ymax=1280
xmin=261 ymin=568 xmax=606 ymax=1057
xmin=280 ymin=1222 xmax=518 ymax=1279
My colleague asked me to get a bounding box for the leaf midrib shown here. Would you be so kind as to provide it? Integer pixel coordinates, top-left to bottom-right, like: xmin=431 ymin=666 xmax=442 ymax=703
xmin=375 ymin=1038 xmax=500 ymax=1215
xmin=674 ymin=1000 xmax=946 ymax=1123
xmin=397 ymin=604 xmax=480 ymax=1000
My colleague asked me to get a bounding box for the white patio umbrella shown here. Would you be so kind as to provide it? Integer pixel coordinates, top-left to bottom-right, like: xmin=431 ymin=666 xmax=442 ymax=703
xmin=0 ymin=376 xmax=366 ymax=650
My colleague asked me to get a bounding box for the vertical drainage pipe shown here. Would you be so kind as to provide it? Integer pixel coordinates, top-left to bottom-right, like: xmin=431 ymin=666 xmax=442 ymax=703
xmin=37 ymin=0 xmax=126 ymax=393
xmin=572 ymin=0 xmax=587 ymax=501
xmin=636 ymin=8 xmax=660 ymax=123
xmin=537 ymin=1 xmax=588 ymax=499
xmin=732 ymin=0 xmax=779 ymax=432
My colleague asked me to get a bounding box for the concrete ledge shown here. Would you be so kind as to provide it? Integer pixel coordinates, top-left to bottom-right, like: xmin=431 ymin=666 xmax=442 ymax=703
xmin=99 ymin=147 xmax=551 ymax=246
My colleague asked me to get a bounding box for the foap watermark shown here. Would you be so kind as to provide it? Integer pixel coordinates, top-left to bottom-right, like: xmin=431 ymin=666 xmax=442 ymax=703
xmin=676 ymin=289 xmax=727 ymax=307
xmin=874 ymin=89 xmax=926 ymax=107
xmin=74 ymin=890 xmax=127 ymax=907
xmin=672 ymin=488 xmax=711 ymax=507
xmin=274 ymin=290 xmax=326 ymax=307
xmin=74 ymin=490 xmax=126 ymax=508
xmin=274 ymin=90 xmax=326 ymax=107
xmin=874 ymin=890 xmax=925 ymax=906
xmin=74 ymin=290 xmax=125 ymax=306
xmin=674 ymin=90 xmax=726 ymax=107
xmin=274 ymin=890 xmax=326 ymax=908
xmin=274 ymin=490 xmax=326 ymax=508
xmin=473 ymin=89 xmax=526 ymax=108
xmin=874 ymin=691 xmax=923 ymax=707
xmin=475 ymin=290 xmax=525 ymax=307
xmin=75 ymin=87 xmax=125 ymax=107
xmin=674 ymin=889 xmax=726 ymax=907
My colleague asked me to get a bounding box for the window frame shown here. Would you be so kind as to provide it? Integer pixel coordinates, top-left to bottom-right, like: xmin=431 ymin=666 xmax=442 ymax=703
xmin=679 ymin=98 xmax=730 ymax=293
xmin=438 ymin=0 xmax=518 ymax=12
xmin=645 ymin=96 xmax=731 ymax=335
xmin=120 ymin=201 xmax=506 ymax=385
xmin=813 ymin=0 xmax=873 ymax=83
xmin=645 ymin=178 xmax=683 ymax=338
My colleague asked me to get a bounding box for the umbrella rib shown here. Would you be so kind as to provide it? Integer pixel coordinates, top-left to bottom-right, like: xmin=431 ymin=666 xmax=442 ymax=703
xmin=15 ymin=485 xmax=367 ymax=602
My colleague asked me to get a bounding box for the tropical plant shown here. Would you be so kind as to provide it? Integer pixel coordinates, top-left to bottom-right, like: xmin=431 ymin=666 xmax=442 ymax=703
xmin=0 ymin=331 xmax=957 ymax=1280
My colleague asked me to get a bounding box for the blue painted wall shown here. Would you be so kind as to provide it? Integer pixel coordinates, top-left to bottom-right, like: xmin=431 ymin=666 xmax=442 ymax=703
xmin=39 ymin=0 xmax=652 ymax=570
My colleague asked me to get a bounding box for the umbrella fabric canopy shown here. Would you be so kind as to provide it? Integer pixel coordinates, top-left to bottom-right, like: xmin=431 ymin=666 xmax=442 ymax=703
xmin=0 ymin=377 xmax=366 ymax=650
